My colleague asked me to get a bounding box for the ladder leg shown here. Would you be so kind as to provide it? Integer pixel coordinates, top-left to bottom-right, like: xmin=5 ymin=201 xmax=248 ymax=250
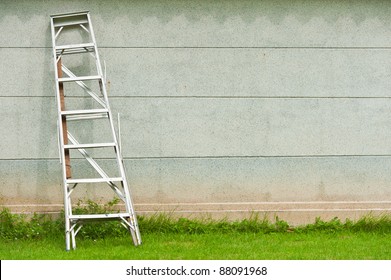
xmin=65 ymin=217 xmax=71 ymax=251
xmin=128 ymin=201 xmax=142 ymax=245
xmin=132 ymin=222 xmax=142 ymax=246
xmin=68 ymin=196 xmax=77 ymax=250
xmin=120 ymin=172 xmax=142 ymax=245
xmin=71 ymin=228 xmax=77 ymax=250
xmin=124 ymin=193 xmax=142 ymax=246
xmin=129 ymin=221 xmax=138 ymax=245
xmin=134 ymin=217 xmax=142 ymax=245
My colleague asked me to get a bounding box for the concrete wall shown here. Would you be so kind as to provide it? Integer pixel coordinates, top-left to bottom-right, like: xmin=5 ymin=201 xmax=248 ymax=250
xmin=1 ymin=0 xmax=391 ymax=224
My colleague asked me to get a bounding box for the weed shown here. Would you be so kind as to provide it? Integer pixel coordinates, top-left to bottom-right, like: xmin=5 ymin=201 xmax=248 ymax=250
xmin=297 ymin=217 xmax=345 ymax=233
xmin=70 ymin=198 xmax=129 ymax=240
xmin=350 ymin=214 xmax=391 ymax=233
xmin=0 ymin=208 xmax=61 ymax=240
xmin=72 ymin=198 xmax=121 ymax=215
xmin=2 ymin=203 xmax=391 ymax=241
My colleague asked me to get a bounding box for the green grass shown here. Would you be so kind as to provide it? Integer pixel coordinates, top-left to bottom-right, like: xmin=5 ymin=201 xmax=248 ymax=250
xmin=1 ymin=206 xmax=391 ymax=260
xmin=1 ymin=232 xmax=390 ymax=260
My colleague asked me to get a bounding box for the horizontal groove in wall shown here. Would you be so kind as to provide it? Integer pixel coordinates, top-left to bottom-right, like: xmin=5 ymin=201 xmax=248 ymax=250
xmin=136 ymin=209 xmax=391 ymax=214
xmin=104 ymin=46 xmax=391 ymax=50
xmin=4 ymin=96 xmax=391 ymax=99
xmin=3 ymin=46 xmax=391 ymax=50
xmin=121 ymin=155 xmax=391 ymax=159
xmin=6 ymin=208 xmax=391 ymax=216
xmin=4 ymin=201 xmax=391 ymax=207
xmin=5 ymin=154 xmax=391 ymax=161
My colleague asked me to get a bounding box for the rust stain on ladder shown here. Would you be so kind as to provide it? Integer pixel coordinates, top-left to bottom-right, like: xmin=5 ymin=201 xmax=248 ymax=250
xmin=57 ymin=57 xmax=71 ymax=179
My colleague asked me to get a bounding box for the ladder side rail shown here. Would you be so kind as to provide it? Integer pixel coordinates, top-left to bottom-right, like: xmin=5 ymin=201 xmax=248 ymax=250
xmin=85 ymin=13 xmax=127 ymax=192
xmin=115 ymin=115 xmax=142 ymax=244
xmin=86 ymin=13 xmax=110 ymax=105
xmin=67 ymin=193 xmax=76 ymax=250
xmin=120 ymin=162 xmax=142 ymax=245
xmin=86 ymin=13 xmax=142 ymax=245
xmin=50 ymin=17 xmax=72 ymax=251
xmin=85 ymin=13 xmax=126 ymax=176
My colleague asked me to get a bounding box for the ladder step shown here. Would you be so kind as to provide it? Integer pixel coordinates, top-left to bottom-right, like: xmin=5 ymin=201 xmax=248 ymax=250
xmin=51 ymin=11 xmax=89 ymax=19
xmin=66 ymin=177 xmax=123 ymax=184
xmin=58 ymin=75 xmax=101 ymax=82
xmin=56 ymin=43 xmax=95 ymax=55
xmin=51 ymin=12 xmax=89 ymax=28
xmin=61 ymin=109 xmax=109 ymax=121
xmin=61 ymin=109 xmax=109 ymax=116
xmin=56 ymin=43 xmax=95 ymax=50
xmin=53 ymin=18 xmax=89 ymax=28
xmin=70 ymin=213 xmax=132 ymax=221
xmin=64 ymin=143 xmax=116 ymax=149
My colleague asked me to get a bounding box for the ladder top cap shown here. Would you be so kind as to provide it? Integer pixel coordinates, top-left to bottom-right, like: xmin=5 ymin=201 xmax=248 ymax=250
xmin=50 ymin=11 xmax=90 ymax=19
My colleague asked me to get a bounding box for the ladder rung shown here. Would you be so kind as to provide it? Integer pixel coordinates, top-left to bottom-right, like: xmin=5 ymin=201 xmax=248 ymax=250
xmin=64 ymin=143 xmax=116 ymax=149
xmin=61 ymin=109 xmax=108 ymax=116
xmin=61 ymin=109 xmax=109 ymax=121
xmin=66 ymin=177 xmax=123 ymax=184
xmin=70 ymin=213 xmax=131 ymax=221
xmin=52 ymin=12 xmax=89 ymax=28
xmin=53 ymin=19 xmax=89 ymax=28
xmin=56 ymin=43 xmax=95 ymax=54
xmin=51 ymin=11 xmax=89 ymax=19
xmin=56 ymin=43 xmax=94 ymax=50
xmin=66 ymin=114 xmax=108 ymax=121
xmin=58 ymin=75 xmax=101 ymax=82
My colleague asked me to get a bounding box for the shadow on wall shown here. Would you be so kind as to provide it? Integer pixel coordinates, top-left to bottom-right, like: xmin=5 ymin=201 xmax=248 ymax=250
xmin=2 ymin=0 xmax=391 ymax=49
xmin=2 ymin=0 xmax=391 ymax=24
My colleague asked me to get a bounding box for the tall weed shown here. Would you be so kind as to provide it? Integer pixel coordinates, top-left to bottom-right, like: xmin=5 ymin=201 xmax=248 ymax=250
xmin=2 ymin=204 xmax=391 ymax=240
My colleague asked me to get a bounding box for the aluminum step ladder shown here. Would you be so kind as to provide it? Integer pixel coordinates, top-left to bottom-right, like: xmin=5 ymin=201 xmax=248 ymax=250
xmin=50 ymin=11 xmax=141 ymax=250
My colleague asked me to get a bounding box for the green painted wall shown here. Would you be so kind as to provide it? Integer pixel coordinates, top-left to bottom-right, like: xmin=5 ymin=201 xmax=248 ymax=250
xmin=1 ymin=0 xmax=391 ymax=223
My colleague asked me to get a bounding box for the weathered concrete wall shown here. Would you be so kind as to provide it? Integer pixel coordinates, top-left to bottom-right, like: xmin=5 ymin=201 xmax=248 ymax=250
xmin=1 ymin=0 xmax=391 ymax=224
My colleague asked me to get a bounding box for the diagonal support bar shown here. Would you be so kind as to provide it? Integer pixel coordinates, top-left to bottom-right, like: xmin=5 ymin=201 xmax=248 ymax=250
xmin=61 ymin=65 xmax=107 ymax=108
xmin=67 ymin=132 xmax=126 ymax=201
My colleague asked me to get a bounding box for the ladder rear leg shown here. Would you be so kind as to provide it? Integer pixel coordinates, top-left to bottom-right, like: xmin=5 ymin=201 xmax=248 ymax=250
xmin=65 ymin=218 xmax=71 ymax=251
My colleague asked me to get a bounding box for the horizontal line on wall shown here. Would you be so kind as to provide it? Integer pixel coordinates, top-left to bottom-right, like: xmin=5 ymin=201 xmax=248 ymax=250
xmin=137 ymin=201 xmax=391 ymax=206
xmin=5 ymin=154 xmax=391 ymax=161
xmin=3 ymin=46 xmax=391 ymax=50
xmin=4 ymin=95 xmax=391 ymax=99
xmin=122 ymin=154 xmax=391 ymax=159
xmin=3 ymin=201 xmax=390 ymax=208
xmin=11 ymin=208 xmax=391 ymax=214
xmin=138 ymin=208 xmax=391 ymax=213
xmin=0 ymin=47 xmax=48 ymax=49
xmin=116 ymin=96 xmax=391 ymax=99
xmin=102 ymin=46 xmax=391 ymax=50
xmin=9 ymin=211 xmax=63 ymax=215
xmin=6 ymin=208 xmax=391 ymax=216
xmin=7 ymin=208 xmax=391 ymax=215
